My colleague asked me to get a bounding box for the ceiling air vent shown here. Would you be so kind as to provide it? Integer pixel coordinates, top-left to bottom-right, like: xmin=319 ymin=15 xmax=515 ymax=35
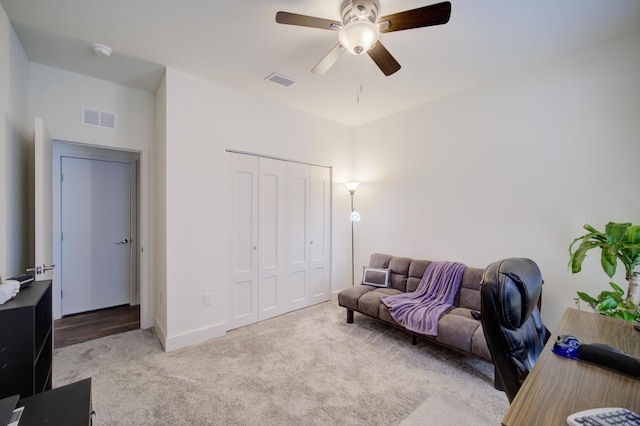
xmin=265 ymin=72 xmax=296 ymax=87
xmin=81 ymin=106 xmax=118 ymax=130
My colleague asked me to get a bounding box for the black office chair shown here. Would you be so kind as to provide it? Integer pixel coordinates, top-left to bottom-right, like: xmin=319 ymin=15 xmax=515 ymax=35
xmin=480 ymin=258 xmax=551 ymax=403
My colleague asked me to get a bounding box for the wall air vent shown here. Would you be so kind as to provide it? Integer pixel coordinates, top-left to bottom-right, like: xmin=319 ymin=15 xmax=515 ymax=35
xmin=81 ymin=106 xmax=118 ymax=130
xmin=265 ymin=72 xmax=296 ymax=87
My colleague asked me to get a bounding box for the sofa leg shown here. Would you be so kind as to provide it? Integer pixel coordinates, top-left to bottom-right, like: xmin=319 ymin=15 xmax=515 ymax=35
xmin=346 ymin=309 xmax=354 ymax=324
xmin=411 ymin=335 xmax=418 ymax=345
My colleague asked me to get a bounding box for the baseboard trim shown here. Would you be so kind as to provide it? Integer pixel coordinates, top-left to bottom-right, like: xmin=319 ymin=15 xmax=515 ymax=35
xmin=161 ymin=321 xmax=227 ymax=352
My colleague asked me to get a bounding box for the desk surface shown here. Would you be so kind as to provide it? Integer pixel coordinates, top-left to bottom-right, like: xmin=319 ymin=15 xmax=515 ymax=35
xmin=502 ymin=308 xmax=640 ymax=426
xmin=18 ymin=378 xmax=92 ymax=426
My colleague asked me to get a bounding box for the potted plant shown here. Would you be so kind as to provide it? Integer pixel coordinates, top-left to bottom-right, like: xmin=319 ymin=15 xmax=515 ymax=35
xmin=569 ymin=222 xmax=640 ymax=320
xmin=575 ymin=282 xmax=640 ymax=322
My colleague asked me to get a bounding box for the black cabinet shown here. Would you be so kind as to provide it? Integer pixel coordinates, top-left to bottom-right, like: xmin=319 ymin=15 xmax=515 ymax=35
xmin=0 ymin=280 xmax=53 ymax=399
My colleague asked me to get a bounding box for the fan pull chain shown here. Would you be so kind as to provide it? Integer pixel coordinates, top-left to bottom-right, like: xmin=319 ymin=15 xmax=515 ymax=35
xmin=357 ymin=66 xmax=363 ymax=103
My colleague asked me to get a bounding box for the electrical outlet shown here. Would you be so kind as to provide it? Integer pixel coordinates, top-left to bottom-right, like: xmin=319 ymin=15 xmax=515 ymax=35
xmin=203 ymin=292 xmax=213 ymax=306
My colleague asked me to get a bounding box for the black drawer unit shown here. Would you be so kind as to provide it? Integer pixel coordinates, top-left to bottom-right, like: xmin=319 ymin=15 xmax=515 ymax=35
xmin=0 ymin=280 xmax=53 ymax=399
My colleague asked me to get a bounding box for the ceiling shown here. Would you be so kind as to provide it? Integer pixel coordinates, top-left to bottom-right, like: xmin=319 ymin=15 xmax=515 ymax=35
xmin=2 ymin=0 xmax=640 ymax=127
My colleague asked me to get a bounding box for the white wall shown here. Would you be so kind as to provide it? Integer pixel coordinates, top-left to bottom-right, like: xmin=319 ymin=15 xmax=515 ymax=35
xmin=28 ymin=63 xmax=155 ymax=149
xmin=0 ymin=4 xmax=29 ymax=280
xmin=352 ymin=34 xmax=640 ymax=331
xmin=28 ymin=63 xmax=156 ymax=327
xmin=153 ymin=73 xmax=168 ymax=339
xmin=160 ymin=67 xmax=354 ymax=350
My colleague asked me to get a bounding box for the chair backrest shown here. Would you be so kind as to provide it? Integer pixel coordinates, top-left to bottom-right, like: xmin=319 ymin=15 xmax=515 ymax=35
xmin=480 ymin=258 xmax=550 ymax=403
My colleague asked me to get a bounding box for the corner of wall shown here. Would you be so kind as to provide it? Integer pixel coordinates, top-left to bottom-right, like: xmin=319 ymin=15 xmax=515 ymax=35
xmin=1 ymin=3 xmax=30 ymax=278
xmin=162 ymin=322 xmax=227 ymax=352
xmin=153 ymin=318 xmax=168 ymax=351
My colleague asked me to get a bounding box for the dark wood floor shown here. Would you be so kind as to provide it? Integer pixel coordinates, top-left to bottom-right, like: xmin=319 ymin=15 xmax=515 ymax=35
xmin=53 ymin=304 xmax=140 ymax=349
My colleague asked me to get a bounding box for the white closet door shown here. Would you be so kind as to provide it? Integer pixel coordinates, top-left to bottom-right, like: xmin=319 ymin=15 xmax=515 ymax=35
xmin=308 ymin=165 xmax=331 ymax=305
xmin=226 ymin=153 xmax=259 ymax=329
xmin=258 ymin=158 xmax=286 ymax=321
xmin=228 ymin=153 xmax=332 ymax=328
xmin=285 ymin=162 xmax=310 ymax=311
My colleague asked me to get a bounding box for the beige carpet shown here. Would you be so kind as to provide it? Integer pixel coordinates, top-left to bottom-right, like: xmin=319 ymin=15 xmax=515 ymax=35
xmin=53 ymin=301 xmax=509 ymax=425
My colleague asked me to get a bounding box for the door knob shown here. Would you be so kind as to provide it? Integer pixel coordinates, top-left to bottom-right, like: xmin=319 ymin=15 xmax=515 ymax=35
xmin=26 ymin=264 xmax=55 ymax=274
xmin=116 ymin=238 xmax=129 ymax=245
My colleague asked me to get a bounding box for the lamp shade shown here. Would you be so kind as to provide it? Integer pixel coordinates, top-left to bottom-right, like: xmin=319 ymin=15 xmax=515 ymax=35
xmin=344 ymin=181 xmax=360 ymax=192
xmin=350 ymin=210 xmax=361 ymax=222
xmin=338 ymin=20 xmax=379 ymax=55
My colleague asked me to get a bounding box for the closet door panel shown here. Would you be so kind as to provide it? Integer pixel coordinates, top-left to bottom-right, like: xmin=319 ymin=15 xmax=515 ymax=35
xmin=258 ymin=158 xmax=286 ymax=320
xmin=286 ymin=162 xmax=310 ymax=311
xmin=226 ymin=153 xmax=259 ymax=329
xmin=309 ymin=165 xmax=331 ymax=304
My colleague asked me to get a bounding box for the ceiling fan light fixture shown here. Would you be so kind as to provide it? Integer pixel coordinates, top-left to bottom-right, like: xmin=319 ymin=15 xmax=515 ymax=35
xmin=339 ymin=19 xmax=379 ymax=55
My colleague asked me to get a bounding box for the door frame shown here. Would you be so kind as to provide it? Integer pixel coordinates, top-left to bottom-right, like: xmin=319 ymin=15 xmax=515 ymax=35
xmin=52 ymin=141 xmax=139 ymax=320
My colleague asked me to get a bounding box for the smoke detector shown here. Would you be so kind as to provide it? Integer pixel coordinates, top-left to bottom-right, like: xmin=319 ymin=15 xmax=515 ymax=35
xmin=91 ymin=43 xmax=113 ymax=57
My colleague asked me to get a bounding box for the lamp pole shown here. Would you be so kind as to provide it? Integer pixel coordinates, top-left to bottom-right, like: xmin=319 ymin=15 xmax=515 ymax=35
xmin=345 ymin=182 xmax=360 ymax=286
xmin=350 ymin=191 xmax=355 ymax=286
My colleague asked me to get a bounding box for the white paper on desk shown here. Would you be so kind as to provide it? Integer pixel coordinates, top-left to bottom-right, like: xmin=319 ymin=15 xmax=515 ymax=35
xmin=0 ymin=280 xmax=20 ymax=304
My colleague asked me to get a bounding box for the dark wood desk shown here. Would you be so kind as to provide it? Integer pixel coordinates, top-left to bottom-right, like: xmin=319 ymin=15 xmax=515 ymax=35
xmin=502 ymin=308 xmax=640 ymax=426
xmin=18 ymin=378 xmax=93 ymax=425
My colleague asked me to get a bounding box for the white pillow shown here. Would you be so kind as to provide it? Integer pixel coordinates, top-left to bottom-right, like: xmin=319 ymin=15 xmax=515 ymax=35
xmin=362 ymin=266 xmax=390 ymax=288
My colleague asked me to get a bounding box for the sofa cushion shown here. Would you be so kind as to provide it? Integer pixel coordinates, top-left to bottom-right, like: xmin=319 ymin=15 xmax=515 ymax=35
xmin=379 ymin=301 xmax=400 ymax=326
xmin=472 ymin=326 xmax=490 ymax=360
xmin=358 ymin=288 xmax=401 ymax=318
xmin=458 ymin=267 xmax=483 ymax=311
xmin=337 ymin=285 xmax=374 ymax=310
xmin=388 ymin=257 xmax=411 ymax=291
xmin=407 ymin=259 xmax=431 ymax=292
xmin=435 ymin=307 xmax=482 ymax=354
xmin=369 ymin=253 xmax=392 ymax=269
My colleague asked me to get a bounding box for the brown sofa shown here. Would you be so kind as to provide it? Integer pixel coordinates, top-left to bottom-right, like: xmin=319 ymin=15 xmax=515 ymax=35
xmin=337 ymin=253 xmax=491 ymax=361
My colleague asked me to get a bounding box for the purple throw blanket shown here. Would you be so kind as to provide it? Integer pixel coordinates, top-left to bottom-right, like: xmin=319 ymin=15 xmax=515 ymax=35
xmin=380 ymin=261 xmax=466 ymax=336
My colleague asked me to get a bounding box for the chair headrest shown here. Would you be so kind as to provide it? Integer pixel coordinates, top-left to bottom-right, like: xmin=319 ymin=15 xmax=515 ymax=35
xmin=482 ymin=258 xmax=543 ymax=330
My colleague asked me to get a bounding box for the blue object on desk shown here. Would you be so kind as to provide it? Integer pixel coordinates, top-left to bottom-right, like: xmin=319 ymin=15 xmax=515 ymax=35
xmin=551 ymin=334 xmax=581 ymax=358
xmin=552 ymin=334 xmax=640 ymax=379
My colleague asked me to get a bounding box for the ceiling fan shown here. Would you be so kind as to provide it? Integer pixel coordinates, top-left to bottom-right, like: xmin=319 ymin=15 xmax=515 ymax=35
xmin=275 ymin=0 xmax=451 ymax=76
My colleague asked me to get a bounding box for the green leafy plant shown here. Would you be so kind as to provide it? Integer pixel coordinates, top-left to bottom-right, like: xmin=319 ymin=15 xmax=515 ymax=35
xmin=569 ymin=222 xmax=640 ymax=320
xmin=575 ymin=282 xmax=640 ymax=323
xmin=568 ymin=222 xmax=640 ymax=280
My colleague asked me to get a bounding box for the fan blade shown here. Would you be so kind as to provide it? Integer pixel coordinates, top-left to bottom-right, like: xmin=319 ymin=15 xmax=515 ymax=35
xmin=367 ymin=42 xmax=401 ymax=76
xmin=311 ymin=43 xmax=346 ymax=74
xmin=378 ymin=1 xmax=451 ymax=33
xmin=276 ymin=11 xmax=341 ymax=30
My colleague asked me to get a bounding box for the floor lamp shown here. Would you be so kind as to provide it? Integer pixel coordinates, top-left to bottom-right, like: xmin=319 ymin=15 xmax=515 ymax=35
xmin=345 ymin=182 xmax=360 ymax=286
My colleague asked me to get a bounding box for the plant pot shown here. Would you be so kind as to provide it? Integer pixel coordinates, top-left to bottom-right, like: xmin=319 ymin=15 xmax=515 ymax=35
xmin=628 ymin=272 xmax=640 ymax=307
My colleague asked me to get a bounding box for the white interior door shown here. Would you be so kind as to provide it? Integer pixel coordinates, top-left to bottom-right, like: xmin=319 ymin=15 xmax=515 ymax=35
xmin=60 ymin=156 xmax=132 ymax=315
xmin=33 ymin=118 xmax=55 ymax=281
xmin=286 ymin=162 xmax=310 ymax=311
xmin=258 ymin=157 xmax=286 ymax=321
xmin=226 ymin=153 xmax=259 ymax=329
xmin=309 ymin=165 xmax=331 ymax=305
